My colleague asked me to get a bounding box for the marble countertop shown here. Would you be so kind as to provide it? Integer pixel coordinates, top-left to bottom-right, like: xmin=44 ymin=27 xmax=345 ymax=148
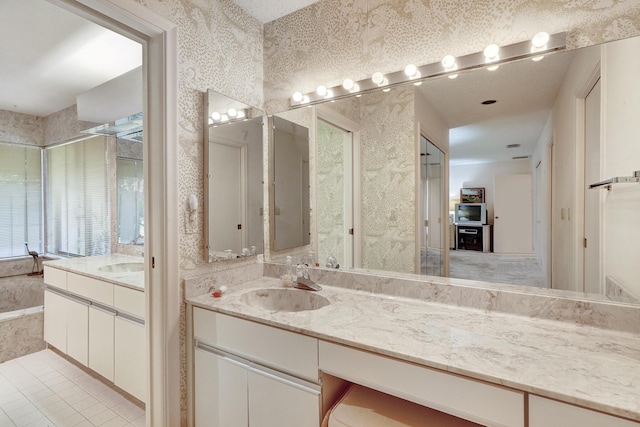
xmin=43 ymin=254 xmax=144 ymax=290
xmin=188 ymin=277 xmax=640 ymax=422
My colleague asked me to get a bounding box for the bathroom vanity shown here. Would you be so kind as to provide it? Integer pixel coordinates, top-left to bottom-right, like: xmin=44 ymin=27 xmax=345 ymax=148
xmin=43 ymin=254 xmax=146 ymax=403
xmin=186 ymin=274 xmax=640 ymax=427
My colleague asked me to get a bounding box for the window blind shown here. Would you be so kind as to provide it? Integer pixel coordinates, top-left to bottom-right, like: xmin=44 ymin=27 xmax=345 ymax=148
xmin=0 ymin=144 xmax=43 ymax=258
xmin=45 ymin=136 xmax=110 ymax=257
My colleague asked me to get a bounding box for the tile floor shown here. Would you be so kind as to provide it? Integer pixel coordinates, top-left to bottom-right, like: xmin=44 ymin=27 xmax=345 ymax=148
xmin=0 ymin=350 xmax=145 ymax=426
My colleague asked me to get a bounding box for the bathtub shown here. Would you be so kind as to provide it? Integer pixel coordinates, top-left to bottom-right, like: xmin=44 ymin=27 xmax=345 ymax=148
xmin=0 ymin=258 xmax=47 ymax=363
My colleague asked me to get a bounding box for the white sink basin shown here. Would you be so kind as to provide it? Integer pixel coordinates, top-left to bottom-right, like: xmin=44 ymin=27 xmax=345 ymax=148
xmin=241 ymin=288 xmax=330 ymax=312
xmin=97 ymin=262 xmax=144 ymax=273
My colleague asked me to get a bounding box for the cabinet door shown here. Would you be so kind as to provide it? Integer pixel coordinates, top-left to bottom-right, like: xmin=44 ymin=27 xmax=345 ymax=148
xmin=89 ymin=305 xmax=115 ymax=381
xmin=529 ymin=396 xmax=639 ymax=427
xmin=248 ymin=369 xmax=320 ymax=427
xmin=114 ymin=317 xmax=146 ymax=402
xmin=44 ymin=290 xmax=67 ymax=352
xmin=194 ymin=348 xmax=248 ymax=427
xmin=66 ymin=296 xmax=89 ymax=366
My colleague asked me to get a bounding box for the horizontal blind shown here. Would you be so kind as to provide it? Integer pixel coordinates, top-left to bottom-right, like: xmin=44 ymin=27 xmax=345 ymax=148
xmin=46 ymin=136 xmax=110 ymax=257
xmin=0 ymin=144 xmax=42 ymax=258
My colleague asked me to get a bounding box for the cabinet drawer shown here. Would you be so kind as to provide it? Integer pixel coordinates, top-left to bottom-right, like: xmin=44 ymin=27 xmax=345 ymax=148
xmin=114 ymin=286 xmax=145 ymax=319
xmin=319 ymin=341 xmax=524 ymax=427
xmin=67 ymin=272 xmax=113 ymax=305
xmin=193 ymin=308 xmax=318 ymax=382
xmin=44 ymin=266 xmax=67 ymax=290
xmin=529 ymin=395 xmax=639 ymax=427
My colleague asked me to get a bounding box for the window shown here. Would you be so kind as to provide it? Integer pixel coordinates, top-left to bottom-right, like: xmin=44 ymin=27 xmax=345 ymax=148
xmin=45 ymin=136 xmax=110 ymax=257
xmin=0 ymin=144 xmax=43 ymax=258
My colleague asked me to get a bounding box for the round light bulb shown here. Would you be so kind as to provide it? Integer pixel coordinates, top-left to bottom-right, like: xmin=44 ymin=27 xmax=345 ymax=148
xmin=382 ymin=77 xmax=389 ymax=86
xmin=342 ymin=79 xmax=354 ymax=90
xmin=211 ymin=112 xmax=221 ymax=121
xmin=484 ymin=44 xmax=500 ymax=60
xmin=325 ymin=89 xmax=334 ymax=99
xmin=236 ymin=110 xmax=246 ymax=118
xmin=227 ymin=108 xmax=237 ymax=117
xmin=372 ymin=72 xmax=384 ymax=85
xmin=351 ymin=82 xmax=360 ymax=92
xmin=532 ymin=32 xmax=550 ymax=48
xmin=441 ymin=55 xmax=456 ymax=69
xmin=316 ymin=85 xmax=327 ymax=96
xmin=404 ymin=64 xmax=417 ymax=78
xmin=292 ymin=92 xmax=303 ymax=102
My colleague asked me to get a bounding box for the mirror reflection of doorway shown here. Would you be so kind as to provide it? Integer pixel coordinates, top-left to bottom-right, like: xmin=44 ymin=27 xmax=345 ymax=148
xmin=420 ymin=135 xmax=444 ymax=276
xmin=317 ymin=119 xmax=355 ymax=269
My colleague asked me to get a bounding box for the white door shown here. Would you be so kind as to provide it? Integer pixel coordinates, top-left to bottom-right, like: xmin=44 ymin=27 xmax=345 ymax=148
xmin=494 ymin=174 xmax=533 ymax=253
xmin=88 ymin=305 xmax=115 ymax=381
xmin=43 ymin=290 xmax=67 ymax=353
xmin=210 ymin=142 xmax=244 ymax=254
xmin=66 ymin=297 xmax=89 ymax=366
xmin=114 ymin=317 xmax=146 ymax=402
xmin=194 ymin=348 xmax=248 ymax=427
xmin=248 ymin=370 xmax=319 ymax=427
xmin=583 ymin=79 xmax=601 ymax=294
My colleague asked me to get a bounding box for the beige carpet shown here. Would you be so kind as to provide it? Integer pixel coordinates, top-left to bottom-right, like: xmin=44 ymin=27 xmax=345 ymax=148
xmin=449 ymin=250 xmax=547 ymax=288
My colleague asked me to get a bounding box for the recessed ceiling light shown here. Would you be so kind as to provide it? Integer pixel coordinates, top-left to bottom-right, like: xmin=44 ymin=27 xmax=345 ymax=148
xmin=482 ymin=100 xmax=497 ymax=105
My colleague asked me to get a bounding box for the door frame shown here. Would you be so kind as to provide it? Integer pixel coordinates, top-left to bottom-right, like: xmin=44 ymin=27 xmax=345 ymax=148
xmin=49 ymin=0 xmax=179 ymax=425
xmin=575 ymin=63 xmax=602 ymax=292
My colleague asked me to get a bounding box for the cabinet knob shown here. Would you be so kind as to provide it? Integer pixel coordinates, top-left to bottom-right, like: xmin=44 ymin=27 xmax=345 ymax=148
xmin=495 ymin=216 xmax=499 ymax=219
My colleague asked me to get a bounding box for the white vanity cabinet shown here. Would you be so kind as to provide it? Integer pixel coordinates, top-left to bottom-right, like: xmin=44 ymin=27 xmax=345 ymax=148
xmin=89 ymin=304 xmax=116 ymax=381
xmin=191 ymin=307 xmax=321 ymax=427
xmin=43 ymin=265 xmax=146 ymax=403
xmin=529 ymin=395 xmax=639 ymax=427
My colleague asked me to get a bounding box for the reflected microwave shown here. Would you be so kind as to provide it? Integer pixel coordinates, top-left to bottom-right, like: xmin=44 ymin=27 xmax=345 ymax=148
xmin=454 ymin=203 xmax=487 ymax=226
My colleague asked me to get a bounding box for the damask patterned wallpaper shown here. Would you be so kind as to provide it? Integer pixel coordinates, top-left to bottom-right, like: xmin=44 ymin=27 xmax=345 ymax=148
xmin=263 ymin=0 xmax=640 ymax=113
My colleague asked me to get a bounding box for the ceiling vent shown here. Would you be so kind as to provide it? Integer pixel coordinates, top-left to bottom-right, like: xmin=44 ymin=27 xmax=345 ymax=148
xmin=507 ymin=144 xmax=521 ymax=149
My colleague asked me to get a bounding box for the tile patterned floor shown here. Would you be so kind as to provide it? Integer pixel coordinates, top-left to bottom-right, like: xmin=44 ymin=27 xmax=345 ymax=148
xmin=0 ymin=350 xmax=145 ymax=426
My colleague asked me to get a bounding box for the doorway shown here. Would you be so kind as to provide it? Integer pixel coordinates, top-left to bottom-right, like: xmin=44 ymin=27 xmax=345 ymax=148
xmin=316 ymin=119 xmax=356 ymax=269
xmin=420 ymin=135 xmax=445 ymax=276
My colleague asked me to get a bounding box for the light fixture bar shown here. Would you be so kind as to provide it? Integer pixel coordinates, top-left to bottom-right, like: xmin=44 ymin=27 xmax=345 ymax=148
xmin=290 ymin=31 xmax=566 ymax=108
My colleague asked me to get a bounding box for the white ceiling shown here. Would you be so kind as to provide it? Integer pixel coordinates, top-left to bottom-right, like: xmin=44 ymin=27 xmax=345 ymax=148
xmin=231 ymin=0 xmax=319 ymax=23
xmin=419 ymin=50 xmax=574 ymax=166
xmin=0 ymin=0 xmax=141 ymax=117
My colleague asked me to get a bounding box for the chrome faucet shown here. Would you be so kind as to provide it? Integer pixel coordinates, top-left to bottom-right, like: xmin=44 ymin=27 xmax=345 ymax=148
xmin=295 ymin=276 xmax=322 ymax=291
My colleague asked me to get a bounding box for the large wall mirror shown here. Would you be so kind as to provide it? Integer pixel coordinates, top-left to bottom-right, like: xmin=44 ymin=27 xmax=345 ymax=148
xmin=204 ymin=90 xmax=264 ymax=260
xmin=265 ymin=34 xmax=640 ymax=305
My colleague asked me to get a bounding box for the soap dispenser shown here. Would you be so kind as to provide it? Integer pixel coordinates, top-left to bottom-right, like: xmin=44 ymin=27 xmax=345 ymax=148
xmin=281 ymin=256 xmax=295 ymax=287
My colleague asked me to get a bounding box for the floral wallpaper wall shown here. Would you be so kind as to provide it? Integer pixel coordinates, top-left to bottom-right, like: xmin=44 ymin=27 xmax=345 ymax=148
xmin=263 ymin=0 xmax=640 ymax=113
xmin=134 ymin=0 xmax=264 ymax=270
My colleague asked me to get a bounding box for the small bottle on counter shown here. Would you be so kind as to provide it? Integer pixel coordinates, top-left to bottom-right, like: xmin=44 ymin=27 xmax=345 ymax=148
xmin=281 ymin=256 xmax=295 ymax=287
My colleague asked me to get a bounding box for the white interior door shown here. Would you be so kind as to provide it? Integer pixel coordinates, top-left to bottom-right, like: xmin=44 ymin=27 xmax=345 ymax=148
xmin=583 ymin=78 xmax=602 ymax=294
xmin=209 ymin=142 xmax=244 ymax=254
xmin=493 ymin=174 xmax=533 ymax=254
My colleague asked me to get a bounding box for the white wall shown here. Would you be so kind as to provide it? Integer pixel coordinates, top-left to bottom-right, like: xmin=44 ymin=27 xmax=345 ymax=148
xmin=450 ymin=159 xmax=530 ymax=223
xmin=601 ymin=36 xmax=640 ymax=300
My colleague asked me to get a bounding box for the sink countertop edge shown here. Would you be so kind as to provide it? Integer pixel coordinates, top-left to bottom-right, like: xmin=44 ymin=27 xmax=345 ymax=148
xmin=187 ymin=277 xmax=640 ymax=423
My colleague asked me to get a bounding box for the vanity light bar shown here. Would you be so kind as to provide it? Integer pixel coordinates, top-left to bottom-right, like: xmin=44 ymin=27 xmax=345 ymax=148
xmin=208 ymin=108 xmax=249 ymax=126
xmin=290 ymin=31 xmax=566 ymax=108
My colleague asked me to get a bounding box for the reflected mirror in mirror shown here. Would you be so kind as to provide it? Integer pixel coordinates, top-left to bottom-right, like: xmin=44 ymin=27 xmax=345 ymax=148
xmin=274 ymin=35 xmax=640 ymax=305
xmin=205 ymin=90 xmax=264 ymax=260
xmin=116 ymin=139 xmax=144 ymax=246
xmin=270 ymin=115 xmax=311 ymax=252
